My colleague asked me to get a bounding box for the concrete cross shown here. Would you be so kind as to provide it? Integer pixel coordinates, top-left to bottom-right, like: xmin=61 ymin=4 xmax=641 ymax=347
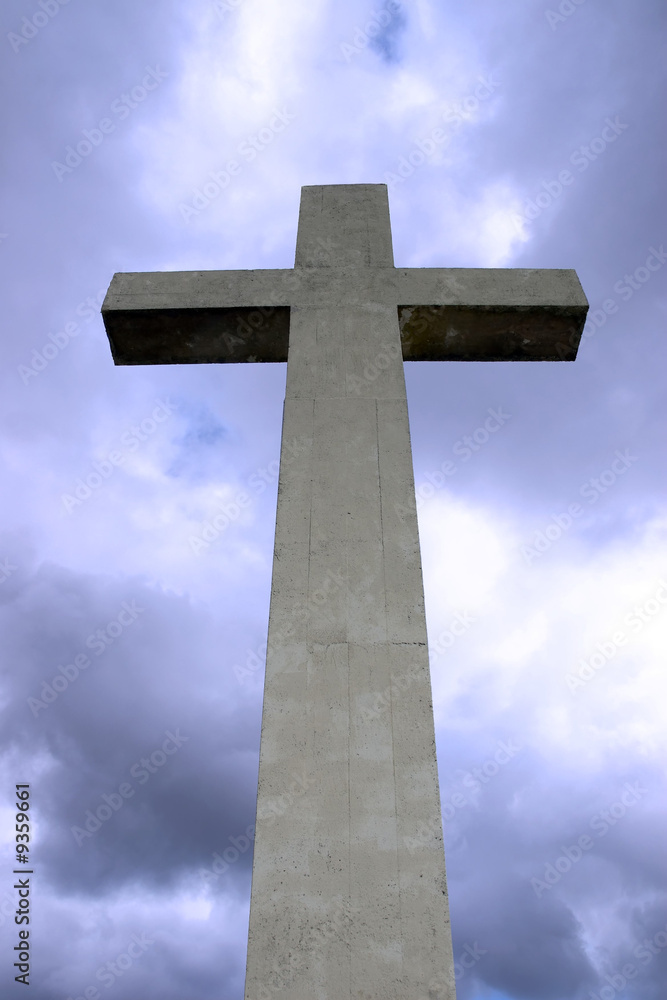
xmin=102 ymin=183 xmax=588 ymax=1000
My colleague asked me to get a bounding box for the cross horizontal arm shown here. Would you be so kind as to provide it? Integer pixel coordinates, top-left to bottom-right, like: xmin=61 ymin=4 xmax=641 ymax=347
xmin=102 ymin=269 xmax=296 ymax=364
xmin=396 ymin=267 xmax=588 ymax=362
xmin=102 ymin=263 xmax=588 ymax=366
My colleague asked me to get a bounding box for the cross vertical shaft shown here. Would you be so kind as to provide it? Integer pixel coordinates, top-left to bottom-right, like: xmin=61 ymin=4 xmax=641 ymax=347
xmin=244 ymin=186 xmax=456 ymax=999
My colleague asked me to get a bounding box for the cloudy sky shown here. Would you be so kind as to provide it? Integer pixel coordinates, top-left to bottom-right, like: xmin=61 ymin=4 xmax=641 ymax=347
xmin=1 ymin=1 xmax=666 ymax=998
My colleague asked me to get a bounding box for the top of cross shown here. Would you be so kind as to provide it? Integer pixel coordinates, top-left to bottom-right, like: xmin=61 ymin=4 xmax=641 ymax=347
xmin=102 ymin=184 xmax=588 ymax=366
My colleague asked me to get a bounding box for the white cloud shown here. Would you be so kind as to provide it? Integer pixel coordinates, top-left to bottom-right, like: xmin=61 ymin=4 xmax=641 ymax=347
xmin=420 ymin=493 xmax=667 ymax=764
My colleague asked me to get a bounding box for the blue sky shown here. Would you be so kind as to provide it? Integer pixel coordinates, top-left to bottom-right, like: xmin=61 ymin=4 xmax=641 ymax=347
xmin=0 ymin=1 xmax=666 ymax=998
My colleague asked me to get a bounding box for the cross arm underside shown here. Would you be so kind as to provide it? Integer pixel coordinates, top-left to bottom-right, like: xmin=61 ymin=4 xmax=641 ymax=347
xmin=397 ymin=267 xmax=589 ymax=362
xmin=102 ymin=269 xmax=294 ymax=364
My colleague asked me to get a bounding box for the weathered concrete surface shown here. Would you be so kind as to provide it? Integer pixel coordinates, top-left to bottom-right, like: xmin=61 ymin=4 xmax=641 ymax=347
xmin=244 ymin=186 xmax=457 ymax=1000
xmin=101 ymin=184 xmax=589 ymax=1000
